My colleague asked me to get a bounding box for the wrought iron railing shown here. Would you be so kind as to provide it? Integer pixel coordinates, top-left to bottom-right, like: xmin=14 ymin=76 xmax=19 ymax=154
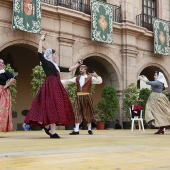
xmin=136 ymin=14 xmax=154 ymax=31
xmin=41 ymin=0 xmax=122 ymax=23
xmin=136 ymin=14 xmax=170 ymax=35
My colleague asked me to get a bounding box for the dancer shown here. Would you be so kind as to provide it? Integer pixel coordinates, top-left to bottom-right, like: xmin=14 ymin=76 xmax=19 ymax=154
xmin=25 ymin=34 xmax=83 ymax=138
xmin=139 ymin=71 xmax=170 ymax=134
xmin=62 ymin=65 xmax=102 ymax=135
xmin=0 ymin=59 xmax=16 ymax=132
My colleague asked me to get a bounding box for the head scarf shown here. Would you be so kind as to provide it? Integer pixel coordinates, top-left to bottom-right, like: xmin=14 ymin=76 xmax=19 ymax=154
xmin=44 ymin=48 xmax=60 ymax=72
xmin=44 ymin=49 xmax=53 ymax=60
xmin=157 ymin=72 xmax=168 ymax=88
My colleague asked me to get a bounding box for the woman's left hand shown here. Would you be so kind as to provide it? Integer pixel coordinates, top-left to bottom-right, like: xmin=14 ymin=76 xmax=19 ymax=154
xmin=78 ymin=59 xmax=83 ymax=65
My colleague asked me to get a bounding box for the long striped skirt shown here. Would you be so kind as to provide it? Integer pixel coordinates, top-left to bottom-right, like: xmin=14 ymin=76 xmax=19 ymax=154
xmin=0 ymin=85 xmax=13 ymax=132
xmin=145 ymin=92 xmax=170 ymax=127
xmin=25 ymin=75 xmax=75 ymax=126
xmin=73 ymin=94 xmax=95 ymax=123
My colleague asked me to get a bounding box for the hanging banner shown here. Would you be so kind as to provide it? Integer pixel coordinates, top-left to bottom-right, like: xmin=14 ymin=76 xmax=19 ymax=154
xmin=90 ymin=0 xmax=113 ymax=44
xmin=153 ymin=18 xmax=169 ymax=55
xmin=12 ymin=0 xmax=42 ymax=34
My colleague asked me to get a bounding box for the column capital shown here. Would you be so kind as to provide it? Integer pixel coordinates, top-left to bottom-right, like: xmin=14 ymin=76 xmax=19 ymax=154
xmin=58 ymin=37 xmax=75 ymax=47
xmin=120 ymin=48 xmax=139 ymax=57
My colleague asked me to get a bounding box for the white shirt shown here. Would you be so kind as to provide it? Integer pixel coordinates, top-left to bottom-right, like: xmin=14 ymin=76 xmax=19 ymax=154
xmin=61 ymin=74 xmax=102 ymax=86
xmin=0 ymin=69 xmax=5 ymax=74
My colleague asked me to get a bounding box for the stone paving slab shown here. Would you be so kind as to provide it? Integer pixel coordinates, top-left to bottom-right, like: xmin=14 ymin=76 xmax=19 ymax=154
xmin=0 ymin=130 xmax=170 ymax=170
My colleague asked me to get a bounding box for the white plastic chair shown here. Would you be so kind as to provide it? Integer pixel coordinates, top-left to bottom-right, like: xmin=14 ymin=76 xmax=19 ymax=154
xmin=129 ymin=107 xmax=145 ymax=131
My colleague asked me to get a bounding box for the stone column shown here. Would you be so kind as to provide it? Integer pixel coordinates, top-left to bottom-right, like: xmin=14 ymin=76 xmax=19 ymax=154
xmin=121 ymin=48 xmax=139 ymax=88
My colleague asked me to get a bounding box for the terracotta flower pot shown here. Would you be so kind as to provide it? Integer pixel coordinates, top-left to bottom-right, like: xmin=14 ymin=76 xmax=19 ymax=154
xmin=97 ymin=122 xmax=105 ymax=130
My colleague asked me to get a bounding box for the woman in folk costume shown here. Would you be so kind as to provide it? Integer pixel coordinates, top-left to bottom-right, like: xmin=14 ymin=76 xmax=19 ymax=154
xmin=62 ymin=65 xmax=102 ymax=135
xmin=25 ymin=34 xmax=83 ymax=138
xmin=139 ymin=71 xmax=170 ymax=134
xmin=0 ymin=59 xmax=16 ymax=132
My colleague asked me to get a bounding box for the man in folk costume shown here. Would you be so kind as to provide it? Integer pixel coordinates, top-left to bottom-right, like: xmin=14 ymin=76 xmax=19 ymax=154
xmin=62 ymin=65 xmax=102 ymax=135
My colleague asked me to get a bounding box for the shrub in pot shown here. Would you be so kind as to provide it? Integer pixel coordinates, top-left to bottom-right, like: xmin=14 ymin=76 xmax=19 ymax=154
xmin=95 ymin=85 xmax=119 ymax=129
xmin=4 ymin=64 xmax=18 ymax=111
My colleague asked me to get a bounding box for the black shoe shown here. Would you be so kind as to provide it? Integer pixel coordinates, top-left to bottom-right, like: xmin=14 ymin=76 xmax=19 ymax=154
xmin=69 ymin=131 xmax=79 ymax=135
xmin=50 ymin=133 xmax=60 ymax=138
xmin=43 ymin=127 xmax=51 ymax=136
xmin=88 ymin=130 xmax=93 ymax=135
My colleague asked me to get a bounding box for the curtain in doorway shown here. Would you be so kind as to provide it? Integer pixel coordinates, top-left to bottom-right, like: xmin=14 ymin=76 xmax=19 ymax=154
xmin=153 ymin=18 xmax=169 ymax=56
xmin=90 ymin=0 xmax=113 ymax=44
xmin=12 ymin=0 xmax=42 ymax=34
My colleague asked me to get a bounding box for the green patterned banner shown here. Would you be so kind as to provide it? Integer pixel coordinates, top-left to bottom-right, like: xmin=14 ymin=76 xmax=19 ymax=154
xmin=153 ymin=18 xmax=169 ymax=55
xmin=12 ymin=0 xmax=41 ymax=34
xmin=91 ymin=0 xmax=113 ymax=44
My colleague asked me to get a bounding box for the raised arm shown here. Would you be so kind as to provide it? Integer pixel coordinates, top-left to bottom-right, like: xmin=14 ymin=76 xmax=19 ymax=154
xmin=61 ymin=77 xmax=76 ymax=86
xmin=38 ymin=34 xmax=46 ymax=53
xmin=69 ymin=59 xmax=83 ymax=71
xmin=138 ymin=75 xmax=147 ymax=83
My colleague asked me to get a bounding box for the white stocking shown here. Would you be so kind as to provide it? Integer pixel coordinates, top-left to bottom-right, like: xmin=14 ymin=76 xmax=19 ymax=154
xmin=50 ymin=124 xmax=56 ymax=135
xmin=74 ymin=123 xmax=80 ymax=132
xmin=87 ymin=123 xmax=91 ymax=131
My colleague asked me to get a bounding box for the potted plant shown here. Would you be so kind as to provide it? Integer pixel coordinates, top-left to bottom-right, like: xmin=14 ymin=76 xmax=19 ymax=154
xmin=31 ymin=65 xmax=45 ymax=97
xmin=95 ymin=85 xmax=119 ymax=129
xmin=122 ymin=83 xmax=139 ymax=129
xmin=94 ymin=102 xmax=107 ymax=130
xmin=4 ymin=64 xmax=18 ymax=112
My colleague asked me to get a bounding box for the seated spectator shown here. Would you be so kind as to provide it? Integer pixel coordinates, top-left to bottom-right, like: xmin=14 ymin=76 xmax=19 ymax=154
xmin=114 ymin=119 xmax=122 ymax=129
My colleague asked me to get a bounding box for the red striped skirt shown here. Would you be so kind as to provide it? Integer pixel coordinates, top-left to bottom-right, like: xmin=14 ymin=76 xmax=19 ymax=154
xmin=0 ymin=85 xmax=13 ymax=132
xmin=73 ymin=94 xmax=95 ymax=123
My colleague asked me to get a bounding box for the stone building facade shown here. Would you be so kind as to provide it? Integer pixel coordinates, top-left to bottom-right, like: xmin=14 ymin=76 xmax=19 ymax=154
xmin=0 ymin=0 xmax=170 ymax=130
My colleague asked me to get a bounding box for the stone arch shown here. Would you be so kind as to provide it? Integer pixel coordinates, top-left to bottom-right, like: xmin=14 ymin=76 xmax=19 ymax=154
xmin=137 ymin=62 xmax=170 ymax=89
xmin=138 ymin=63 xmax=170 ymax=79
xmin=0 ymin=30 xmax=52 ymax=52
xmin=73 ymin=45 xmax=122 ymax=90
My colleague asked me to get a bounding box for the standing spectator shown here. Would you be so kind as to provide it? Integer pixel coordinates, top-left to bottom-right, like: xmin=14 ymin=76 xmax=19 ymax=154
xmin=0 ymin=59 xmax=16 ymax=132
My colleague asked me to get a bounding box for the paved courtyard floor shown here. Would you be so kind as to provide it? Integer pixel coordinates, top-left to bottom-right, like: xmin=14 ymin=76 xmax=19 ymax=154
xmin=0 ymin=129 xmax=170 ymax=170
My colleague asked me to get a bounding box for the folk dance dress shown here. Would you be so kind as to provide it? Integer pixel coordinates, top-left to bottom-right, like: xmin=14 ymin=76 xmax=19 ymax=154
xmin=62 ymin=74 xmax=102 ymax=123
xmin=145 ymin=80 xmax=170 ymax=127
xmin=0 ymin=70 xmax=16 ymax=132
xmin=25 ymin=52 xmax=75 ymax=127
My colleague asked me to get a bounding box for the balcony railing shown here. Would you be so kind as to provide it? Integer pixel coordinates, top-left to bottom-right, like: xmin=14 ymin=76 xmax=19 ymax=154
xmin=41 ymin=0 xmax=122 ymax=23
xmin=136 ymin=14 xmax=170 ymax=35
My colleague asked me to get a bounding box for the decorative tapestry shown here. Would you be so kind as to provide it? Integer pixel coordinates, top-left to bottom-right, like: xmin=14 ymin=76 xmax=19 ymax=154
xmin=153 ymin=18 xmax=169 ymax=56
xmin=12 ymin=0 xmax=42 ymax=34
xmin=91 ymin=0 xmax=113 ymax=44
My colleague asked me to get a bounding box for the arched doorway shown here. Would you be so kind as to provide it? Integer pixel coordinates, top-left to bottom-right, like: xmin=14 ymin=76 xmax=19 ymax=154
xmin=138 ymin=66 xmax=169 ymax=89
xmin=0 ymin=44 xmax=39 ymax=130
xmin=74 ymin=55 xmax=121 ymax=105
